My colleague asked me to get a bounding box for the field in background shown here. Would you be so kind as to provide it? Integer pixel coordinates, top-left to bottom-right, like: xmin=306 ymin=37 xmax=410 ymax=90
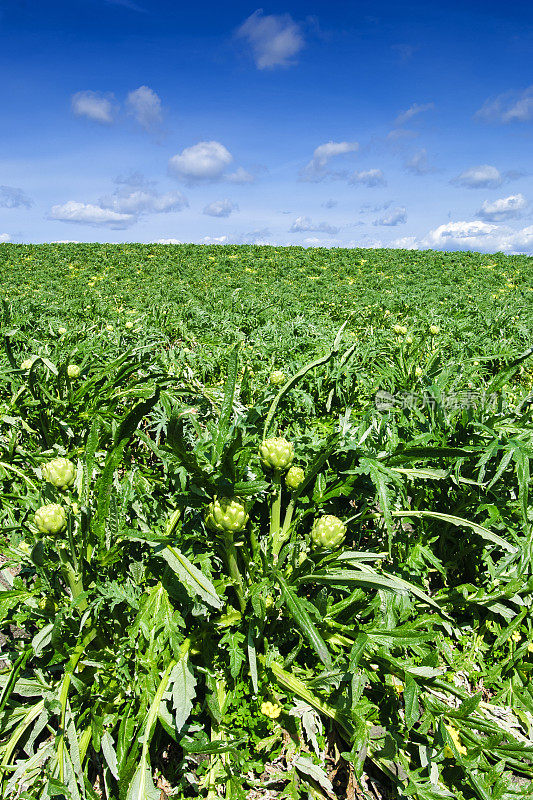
xmin=1 ymin=244 xmax=533 ymax=799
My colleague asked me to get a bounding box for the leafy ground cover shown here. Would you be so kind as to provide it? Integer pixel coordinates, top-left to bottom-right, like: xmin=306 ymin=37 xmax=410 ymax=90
xmin=0 ymin=244 xmax=533 ymax=799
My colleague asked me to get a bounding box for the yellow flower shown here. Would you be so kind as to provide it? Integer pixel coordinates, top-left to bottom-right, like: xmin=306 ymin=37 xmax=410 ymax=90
xmin=444 ymin=724 xmax=467 ymax=758
xmin=106 ymin=324 xmax=114 ymax=332
xmin=527 ymin=642 xmax=533 ymax=653
xmin=261 ymin=701 xmax=282 ymax=719
xmin=57 ymin=326 xmax=67 ymax=335
xmin=511 ymin=631 xmax=522 ymax=643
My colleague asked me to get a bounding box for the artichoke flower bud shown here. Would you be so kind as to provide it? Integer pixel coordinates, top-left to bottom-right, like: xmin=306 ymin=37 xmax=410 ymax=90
xmin=259 ymin=437 xmax=294 ymax=471
xmin=34 ymin=504 xmax=67 ymax=535
xmin=285 ymin=465 xmax=305 ymax=492
xmin=429 ymin=325 xmax=440 ymax=335
xmin=41 ymin=457 xmax=76 ymax=489
xmin=67 ymin=364 xmax=81 ymax=379
xmin=269 ymin=370 xmax=286 ymax=386
xmin=311 ymin=515 xmax=346 ymax=549
xmin=205 ymin=496 xmax=249 ymax=534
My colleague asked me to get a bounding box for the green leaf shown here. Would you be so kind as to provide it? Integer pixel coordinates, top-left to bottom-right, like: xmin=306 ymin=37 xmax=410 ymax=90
xmin=126 ymin=764 xmax=160 ymax=800
xmin=403 ymin=675 xmax=420 ymax=730
xmin=391 ymin=510 xmax=517 ymax=552
xmin=156 ymin=545 xmax=223 ymax=609
xmin=276 ymin=573 xmax=332 ymax=668
xmin=220 ymin=630 xmax=246 ymax=679
xmin=168 ymin=656 xmax=196 ymax=732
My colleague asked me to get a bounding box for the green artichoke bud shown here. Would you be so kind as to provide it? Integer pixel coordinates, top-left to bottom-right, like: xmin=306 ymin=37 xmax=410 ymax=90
xmin=259 ymin=437 xmax=294 ymax=471
xmin=39 ymin=596 xmax=58 ymax=615
xmin=269 ymin=370 xmax=286 ymax=386
xmin=204 ymin=496 xmax=249 ymax=534
xmin=41 ymin=457 xmax=76 ymax=489
xmin=285 ymin=465 xmax=305 ymax=491
xmin=34 ymin=504 xmax=67 ymax=535
xmin=429 ymin=325 xmax=440 ymax=335
xmin=311 ymin=515 xmax=346 ymax=549
xmin=67 ymin=364 xmax=81 ymax=379
xmin=57 ymin=327 xmax=67 ymax=335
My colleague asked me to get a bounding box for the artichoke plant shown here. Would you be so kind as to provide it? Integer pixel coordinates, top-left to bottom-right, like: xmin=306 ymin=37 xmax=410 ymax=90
xmin=34 ymin=504 xmax=67 ymax=535
xmin=259 ymin=437 xmax=294 ymax=471
xmin=41 ymin=457 xmax=76 ymax=489
xmin=311 ymin=514 xmax=346 ymax=549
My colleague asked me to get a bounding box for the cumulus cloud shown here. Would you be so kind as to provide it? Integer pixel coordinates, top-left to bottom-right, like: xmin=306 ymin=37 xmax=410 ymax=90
xmin=156 ymin=238 xmax=182 ymax=244
xmin=225 ymin=167 xmax=255 ymax=184
xmin=48 ymin=201 xmax=135 ymax=228
xmin=478 ymin=194 xmax=527 ymax=222
xmin=424 ymin=220 xmax=533 ymax=253
xmin=168 ymin=141 xmax=237 ymax=183
xmin=201 ymin=235 xmax=230 ymax=244
xmin=289 ymin=216 xmax=339 ymax=234
xmin=373 ymin=207 xmax=407 ymax=226
xmin=71 ymin=90 xmax=115 ymax=124
xmin=475 ymin=85 xmax=533 ymax=123
xmin=203 ymin=199 xmax=239 ymax=218
xmin=0 ymin=233 xmax=11 ymax=243
xmin=49 ymin=174 xmax=188 ymax=229
xmin=395 ymin=102 xmax=435 ymax=126
xmin=126 ymin=86 xmax=163 ymax=130
xmin=349 ymin=169 xmax=386 ymax=187
xmin=395 ymin=220 xmax=533 ymax=254
xmin=238 ymin=228 xmax=272 ymax=244
xmin=300 ymin=141 xmax=359 ymax=181
xmin=323 ymin=199 xmax=338 ymax=208
xmin=451 ymin=165 xmax=503 ymax=189
xmin=236 ymin=9 xmax=305 ymax=69
xmin=405 ymin=148 xmax=435 ymax=175
xmin=0 ymin=186 xmax=33 ymax=208
xmin=99 ymin=188 xmax=188 ymax=215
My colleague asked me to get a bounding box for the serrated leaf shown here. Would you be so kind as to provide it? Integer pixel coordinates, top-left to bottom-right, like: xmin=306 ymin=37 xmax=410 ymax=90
xmin=101 ymin=730 xmax=119 ymax=780
xmin=126 ymin=763 xmax=160 ymax=800
xmin=220 ymin=630 xmax=245 ymax=679
xmin=168 ymin=656 xmax=196 ymax=732
xmin=156 ymin=545 xmax=222 ymax=609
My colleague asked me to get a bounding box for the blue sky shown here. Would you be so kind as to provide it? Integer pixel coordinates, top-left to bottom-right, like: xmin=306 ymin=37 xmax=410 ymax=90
xmin=1 ymin=0 xmax=532 ymax=252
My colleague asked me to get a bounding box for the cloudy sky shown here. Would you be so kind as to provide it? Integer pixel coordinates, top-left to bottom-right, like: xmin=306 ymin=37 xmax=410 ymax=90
xmin=1 ymin=0 xmax=532 ymax=252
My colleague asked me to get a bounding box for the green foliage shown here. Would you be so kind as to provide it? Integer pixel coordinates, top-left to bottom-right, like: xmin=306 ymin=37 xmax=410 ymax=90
xmin=1 ymin=244 xmax=533 ymax=799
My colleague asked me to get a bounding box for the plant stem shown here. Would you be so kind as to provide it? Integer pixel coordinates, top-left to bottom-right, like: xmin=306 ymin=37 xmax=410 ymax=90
xmin=223 ymin=533 xmax=246 ymax=613
xmin=270 ymin=470 xmax=285 ymax=559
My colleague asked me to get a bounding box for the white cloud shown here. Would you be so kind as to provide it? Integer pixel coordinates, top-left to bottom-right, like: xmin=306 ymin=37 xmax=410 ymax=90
xmin=475 ymin=85 xmax=533 ymax=123
xmin=391 ymin=236 xmax=418 ymax=249
xmin=156 ymin=238 xmax=182 ymax=244
xmin=203 ymin=199 xmax=239 ymax=218
xmin=300 ymin=140 xmax=359 ymax=181
xmin=168 ymin=141 xmax=234 ymax=183
xmin=51 ymin=240 xmax=81 ymax=243
xmin=401 ymin=220 xmax=533 ymax=254
xmin=289 ymin=216 xmax=339 ymax=234
xmin=349 ymin=169 xmax=386 ymax=187
xmin=405 ymin=149 xmax=435 ymax=175
xmin=478 ymin=194 xmax=527 ymax=221
xmin=71 ymin=90 xmax=115 ymax=124
xmin=451 ymin=165 xmax=503 ymax=189
xmin=48 ymin=201 xmax=135 ymax=228
xmin=0 ymin=186 xmax=33 ymax=208
xmin=236 ymin=9 xmax=304 ymax=70
xmin=225 ymin=167 xmax=255 ymax=184
xmin=374 ymin=207 xmax=407 ymax=226
xmin=201 ymin=235 xmax=230 ymax=244
xmin=387 ymin=129 xmax=419 ymax=141
xmin=0 ymin=233 xmax=11 ymax=243
xmin=99 ymin=189 xmax=188 ymax=215
xmin=126 ymin=86 xmax=163 ymax=130
xmin=395 ymin=102 xmax=435 ymax=126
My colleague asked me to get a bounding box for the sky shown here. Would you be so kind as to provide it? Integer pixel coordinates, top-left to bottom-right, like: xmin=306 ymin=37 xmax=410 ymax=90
xmin=0 ymin=0 xmax=532 ymax=252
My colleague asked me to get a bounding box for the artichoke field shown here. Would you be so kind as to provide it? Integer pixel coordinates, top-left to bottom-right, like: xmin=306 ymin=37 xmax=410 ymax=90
xmin=1 ymin=244 xmax=533 ymax=800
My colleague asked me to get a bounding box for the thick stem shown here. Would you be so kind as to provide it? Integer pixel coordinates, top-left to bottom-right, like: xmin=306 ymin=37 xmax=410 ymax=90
xmin=59 ymin=548 xmax=87 ymax=611
xmin=223 ymin=534 xmax=246 ymax=613
xmin=270 ymin=470 xmax=284 ymax=559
